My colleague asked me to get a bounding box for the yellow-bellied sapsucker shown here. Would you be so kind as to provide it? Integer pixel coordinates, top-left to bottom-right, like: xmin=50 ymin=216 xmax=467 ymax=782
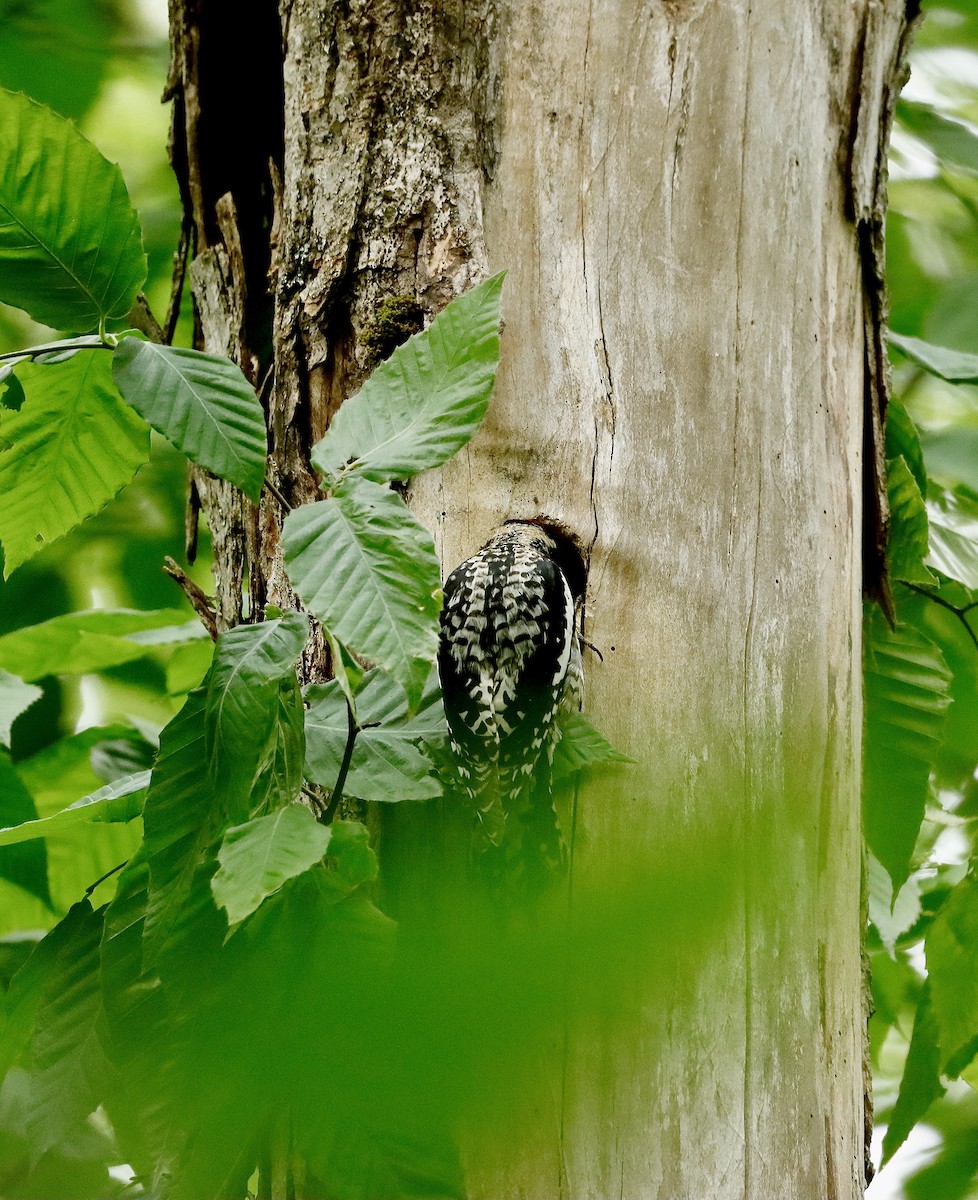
xmin=437 ymin=518 xmax=586 ymax=870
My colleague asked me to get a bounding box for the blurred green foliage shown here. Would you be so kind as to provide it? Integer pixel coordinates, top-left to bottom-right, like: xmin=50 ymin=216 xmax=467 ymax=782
xmin=868 ymin=3 xmax=978 ymax=1197
xmin=0 ymin=0 xmax=976 ymax=1196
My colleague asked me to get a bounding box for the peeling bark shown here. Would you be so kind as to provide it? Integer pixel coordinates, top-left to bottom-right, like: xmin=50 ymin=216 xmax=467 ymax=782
xmin=165 ymin=1 xmax=918 ymax=1195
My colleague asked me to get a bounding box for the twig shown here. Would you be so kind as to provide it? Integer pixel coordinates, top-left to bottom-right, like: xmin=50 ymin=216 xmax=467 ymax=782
xmin=163 ymin=556 xmax=219 ymax=640
xmin=322 ymin=702 xmax=358 ymax=824
xmin=903 ymin=581 xmax=978 ymax=655
xmin=164 ymin=214 xmax=193 ymax=345
xmin=262 ymin=478 xmax=293 ymax=512
xmin=86 ymin=860 xmax=128 ymax=896
xmin=127 ymin=294 xmax=166 ymax=344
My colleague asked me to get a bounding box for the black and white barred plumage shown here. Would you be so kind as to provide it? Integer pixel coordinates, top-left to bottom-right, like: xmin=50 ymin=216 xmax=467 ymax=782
xmin=437 ymin=519 xmax=585 ymax=844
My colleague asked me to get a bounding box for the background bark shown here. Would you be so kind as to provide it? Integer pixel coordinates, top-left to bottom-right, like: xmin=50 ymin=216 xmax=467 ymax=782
xmin=168 ymin=1 xmax=917 ymax=1196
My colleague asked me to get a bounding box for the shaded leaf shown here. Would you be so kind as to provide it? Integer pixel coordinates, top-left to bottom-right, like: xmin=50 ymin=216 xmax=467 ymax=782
xmin=888 ymin=330 xmax=978 ymax=384
xmin=0 ymin=0 xmax=118 ymax=120
xmin=321 ymin=820 xmax=379 ymax=900
xmin=863 ymin=606 xmax=952 ymax=893
xmin=141 ymin=689 xmax=222 ymax=966
xmin=0 ymin=353 xmax=149 ymax=576
xmin=0 ymin=669 xmax=42 ymax=747
xmin=27 ymin=901 xmax=109 ymax=1159
xmin=0 ymin=89 xmax=146 ymax=329
xmin=112 ymin=340 xmax=267 ymax=501
xmin=0 ymin=752 xmax=50 ymax=906
xmin=212 ymin=805 xmax=332 ymax=929
xmin=312 ymin=273 xmax=504 ymax=484
xmin=304 ymin=670 xmax=445 ymax=803
xmin=882 ymin=984 xmax=945 ymax=1165
xmin=552 ymin=713 xmax=634 ymax=783
xmin=927 ymin=873 xmax=978 ymax=1076
xmin=248 ymin=674 xmax=306 ymax=817
xmin=897 ymin=99 xmax=978 ymax=176
xmin=283 ymin=479 xmax=440 ymax=709
xmin=887 ymin=456 xmax=937 ymax=585
xmin=205 ymin=613 xmax=309 ymax=820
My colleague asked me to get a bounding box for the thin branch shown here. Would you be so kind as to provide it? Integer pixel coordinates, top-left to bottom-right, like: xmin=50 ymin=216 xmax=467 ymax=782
xmin=164 ymin=214 xmax=193 ymax=345
xmin=163 ymin=556 xmax=219 ymax=640
xmin=127 ymin=294 xmax=166 ymax=344
xmin=322 ymin=702 xmax=358 ymax=824
xmin=85 ymin=860 xmax=128 ymax=896
xmin=903 ymin=581 xmax=978 ymax=655
xmin=262 ymin=478 xmax=293 ymax=512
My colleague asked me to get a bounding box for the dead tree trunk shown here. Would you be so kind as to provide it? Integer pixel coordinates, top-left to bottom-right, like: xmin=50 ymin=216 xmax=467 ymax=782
xmin=167 ymin=1 xmax=918 ymax=1195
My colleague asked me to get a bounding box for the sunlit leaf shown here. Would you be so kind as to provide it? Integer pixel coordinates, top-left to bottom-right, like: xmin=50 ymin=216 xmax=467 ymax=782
xmin=312 ymin=273 xmax=504 ymax=483
xmin=0 ymin=354 xmax=149 ymax=576
xmin=283 ymin=479 xmax=440 ymax=710
xmin=867 ymin=852 xmax=922 ymax=956
xmin=927 ymin=873 xmax=978 ymax=1076
xmin=863 ymin=606 xmax=952 ymax=894
xmin=0 ymin=89 xmax=146 ymax=329
xmin=881 ymin=985 xmax=945 ymax=1165
xmin=113 ymin=340 xmax=267 ymax=501
xmin=212 ymin=805 xmax=332 ymax=929
xmin=0 ymin=771 xmax=148 ymax=848
xmin=0 ymin=669 xmax=42 ymax=747
xmin=927 ymin=489 xmax=978 ymax=590
xmin=0 ymin=607 xmax=194 ymax=681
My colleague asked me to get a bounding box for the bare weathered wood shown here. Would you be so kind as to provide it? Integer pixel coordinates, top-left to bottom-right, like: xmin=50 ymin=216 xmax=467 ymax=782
xmin=168 ymin=0 xmax=918 ymax=1194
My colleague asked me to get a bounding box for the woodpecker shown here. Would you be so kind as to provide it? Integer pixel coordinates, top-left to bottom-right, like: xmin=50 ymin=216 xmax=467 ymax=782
xmin=437 ymin=518 xmax=586 ymax=864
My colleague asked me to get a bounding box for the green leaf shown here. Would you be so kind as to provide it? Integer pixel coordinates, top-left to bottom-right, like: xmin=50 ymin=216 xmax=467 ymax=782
xmin=867 ymin=852 xmax=921 ymax=956
xmin=27 ymin=901 xmax=110 ymax=1159
xmin=304 ymin=670 xmax=445 ymax=803
xmin=863 ymin=606 xmax=952 ymax=894
xmin=112 ymin=340 xmax=267 ymax=501
xmin=920 ymin=426 xmax=978 ymax=494
xmin=927 ymin=489 xmax=978 ymax=590
xmin=0 ymin=372 xmax=25 ymax=411
xmin=888 ymin=330 xmax=978 ymax=384
xmin=0 ymin=89 xmax=146 ymax=329
xmin=0 ymin=0 xmax=118 ymax=121
xmin=283 ymin=478 xmax=441 ymax=709
xmin=897 ymin=98 xmax=978 ymax=176
xmin=248 ymin=675 xmax=306 ymax=817
xmin=321 ymin=819 xmax=379 ymax=899
xmin=0 ymin=772 xmax=148 ymax=848
xmin=312 ymin=273 xmax=504 ymax=483
xmin=0 ymin=752 xmax=50 ymax=907
xmin=927 ymin=873 xmax=978 ymax=1076
xmin=212 ymin=805 xmax=332 ymax=929
xmin=887 ymin=456 xmax=937 ymax=584
xmin=0 ymin=669 xmax=42 ymax=747
xmin=881 ymin=985 xmax=945 ymax=1165
xmin=205 ymin=614 xmax=309 ymax=819
xmin=886 ymin=403 xmax=928 ymax=496
xmin=0 ymin=354 xmax=149 ymax=576
xmin=552 ymin=713 xmax=634 ymax=782
xmin=0 ymin=608 xmax=195 ymax=681
xmin=141 ymin=689 xmax=220 ymax=966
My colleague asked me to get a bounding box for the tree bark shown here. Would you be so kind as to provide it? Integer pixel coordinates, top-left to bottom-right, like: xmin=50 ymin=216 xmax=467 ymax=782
xmin=168 ymin=1 xmax=919 ymax=1195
